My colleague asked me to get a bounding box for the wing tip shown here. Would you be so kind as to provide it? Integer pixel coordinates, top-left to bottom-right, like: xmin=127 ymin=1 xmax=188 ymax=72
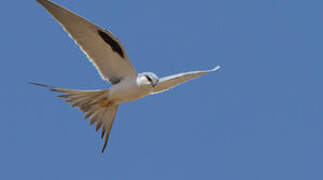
xmin=211 ymin=65 xmax=221 ymax=71
xmin=36 ymin=0 xmax=50 ymax=6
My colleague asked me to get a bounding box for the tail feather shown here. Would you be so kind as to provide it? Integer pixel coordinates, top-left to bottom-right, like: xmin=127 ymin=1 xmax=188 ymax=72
xmin=30 ymin=82 xmax=118 ymax=153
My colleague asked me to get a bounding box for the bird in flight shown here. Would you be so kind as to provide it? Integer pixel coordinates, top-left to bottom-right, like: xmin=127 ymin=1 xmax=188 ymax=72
xmin=33 ymin=0 xmax=220 ymax=152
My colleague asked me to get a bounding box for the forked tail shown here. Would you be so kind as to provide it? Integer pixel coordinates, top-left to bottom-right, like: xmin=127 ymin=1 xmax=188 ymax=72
xmin=30 ymin=82 xmax=118 ymax=152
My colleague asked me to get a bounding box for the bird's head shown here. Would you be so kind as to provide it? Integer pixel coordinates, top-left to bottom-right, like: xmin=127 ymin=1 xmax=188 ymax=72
xmin=138 ymin=72 xmax=159 ymax=88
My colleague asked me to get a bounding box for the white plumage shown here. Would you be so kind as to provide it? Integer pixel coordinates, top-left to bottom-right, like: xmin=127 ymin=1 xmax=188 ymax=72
xmin=34 ymin=0 xmax=220 ymax=152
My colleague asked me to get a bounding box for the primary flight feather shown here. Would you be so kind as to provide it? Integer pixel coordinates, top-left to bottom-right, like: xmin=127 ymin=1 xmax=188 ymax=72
xmin=34 ymin=0 xmax=220 ymax=152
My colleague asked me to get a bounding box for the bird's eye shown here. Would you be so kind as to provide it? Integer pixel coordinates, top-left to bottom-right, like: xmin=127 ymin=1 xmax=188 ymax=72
xmin=145 ymin=75 xmax=152 ymax=83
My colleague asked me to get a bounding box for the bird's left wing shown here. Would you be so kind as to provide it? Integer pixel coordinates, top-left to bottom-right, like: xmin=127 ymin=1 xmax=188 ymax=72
xmin=152 ymin=66 xmax=220 ymax=94
xmin=36 ymin=0 xmax=137 ymax=84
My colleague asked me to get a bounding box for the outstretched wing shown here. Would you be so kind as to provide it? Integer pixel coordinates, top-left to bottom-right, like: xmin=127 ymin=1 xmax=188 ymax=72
xmin=152 ymin=66 xmax=220 ymax=94
xmin=36 ymin=0 xmax=137 ymax=84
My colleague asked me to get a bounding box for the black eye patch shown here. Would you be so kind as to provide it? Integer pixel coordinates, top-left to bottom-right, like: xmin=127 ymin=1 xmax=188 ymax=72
xmin=145 ymin=75 xmax=152 ymax=83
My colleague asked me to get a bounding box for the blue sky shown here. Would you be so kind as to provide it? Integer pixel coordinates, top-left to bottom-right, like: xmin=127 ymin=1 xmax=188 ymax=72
xmin=1 ymin=0 xmax=323 ymax=179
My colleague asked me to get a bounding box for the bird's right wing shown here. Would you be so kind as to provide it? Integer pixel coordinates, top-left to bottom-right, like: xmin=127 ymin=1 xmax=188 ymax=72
xmin=36 ymin=0 xmax=137 ymax=84
xmin=152 ymin=66 xmax=220 ymax=94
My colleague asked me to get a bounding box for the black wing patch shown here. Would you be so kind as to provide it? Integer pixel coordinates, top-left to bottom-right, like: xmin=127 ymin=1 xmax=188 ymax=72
xmin=97 ymin=30 xmax=125 ymax=58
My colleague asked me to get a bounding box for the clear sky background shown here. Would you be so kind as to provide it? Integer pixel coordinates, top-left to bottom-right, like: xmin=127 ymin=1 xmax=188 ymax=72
xmin=1 ymin=0 xmax=322 ymax=179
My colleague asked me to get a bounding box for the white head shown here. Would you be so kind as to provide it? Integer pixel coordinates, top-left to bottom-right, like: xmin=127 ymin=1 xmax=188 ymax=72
xmin=137 ymin=72 xmax=159 ymax=88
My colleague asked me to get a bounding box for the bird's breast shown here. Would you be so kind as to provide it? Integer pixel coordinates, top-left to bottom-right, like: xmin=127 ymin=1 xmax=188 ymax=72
xmin=108 ymin=78 xmax=152 ymax=104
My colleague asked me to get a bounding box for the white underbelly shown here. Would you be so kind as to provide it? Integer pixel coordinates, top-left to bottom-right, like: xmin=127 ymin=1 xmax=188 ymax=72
xmin=108 ymin=79 xmax=152 ymax=104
